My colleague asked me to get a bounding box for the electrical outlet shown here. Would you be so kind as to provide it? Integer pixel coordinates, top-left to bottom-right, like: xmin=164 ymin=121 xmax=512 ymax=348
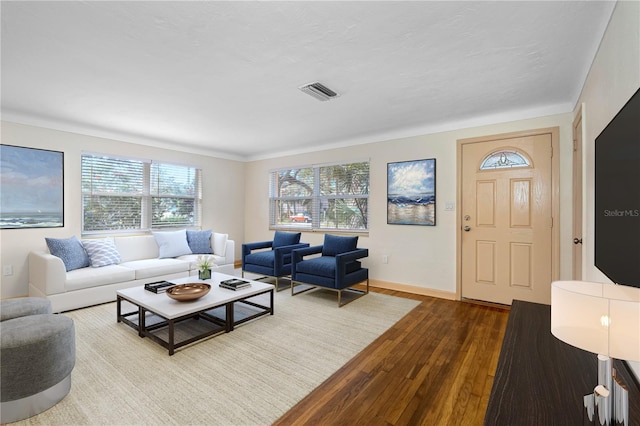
xmin=382 ymin=255 xmax=389 ymax=264
xmin=2 ymin=265 xmax=13 ymax=276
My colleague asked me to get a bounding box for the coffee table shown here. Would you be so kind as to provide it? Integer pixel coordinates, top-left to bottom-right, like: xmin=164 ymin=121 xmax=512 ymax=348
xmin=116 ymin=272 xmax=274 ymax=355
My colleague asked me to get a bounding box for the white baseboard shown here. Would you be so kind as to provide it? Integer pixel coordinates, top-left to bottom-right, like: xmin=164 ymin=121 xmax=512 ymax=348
xmin=369 ymin=279 xmax=457 ymax=300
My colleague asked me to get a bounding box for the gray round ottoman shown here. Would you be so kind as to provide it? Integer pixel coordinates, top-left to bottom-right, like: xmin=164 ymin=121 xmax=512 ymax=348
xmin=0 ymin=297 xmax=52 ymax=321
xmin=1 ymin=313 xmax=75 ymax=423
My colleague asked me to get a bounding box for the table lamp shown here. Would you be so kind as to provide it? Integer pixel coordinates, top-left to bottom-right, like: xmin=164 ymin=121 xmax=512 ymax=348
xmin=551 ymin=280 xmax=640 ymax=426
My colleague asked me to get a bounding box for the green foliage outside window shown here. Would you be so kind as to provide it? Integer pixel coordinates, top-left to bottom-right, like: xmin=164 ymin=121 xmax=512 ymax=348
xmin=82 ymin=154 xmax=201 ymax=234
xmin=270 ymin=161 xmax=369 ymax=231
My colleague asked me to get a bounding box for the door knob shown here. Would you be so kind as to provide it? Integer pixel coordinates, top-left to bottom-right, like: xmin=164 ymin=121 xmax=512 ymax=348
xmin=464 ymin=226 xmax=471 ymax=232
xmin=573 ymin=238 xmax=582 ymax=245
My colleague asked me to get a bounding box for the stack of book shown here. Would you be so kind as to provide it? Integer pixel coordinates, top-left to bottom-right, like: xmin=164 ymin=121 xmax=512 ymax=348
xmin=144 ymin=281 xmax=175 ymax=293
xmin=219 ymin=278 xmax=251 ymax=291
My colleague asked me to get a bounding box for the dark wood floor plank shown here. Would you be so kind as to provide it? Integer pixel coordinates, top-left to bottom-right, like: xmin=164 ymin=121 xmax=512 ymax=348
xmin=273 ymin=289 xmax=509 ymax=426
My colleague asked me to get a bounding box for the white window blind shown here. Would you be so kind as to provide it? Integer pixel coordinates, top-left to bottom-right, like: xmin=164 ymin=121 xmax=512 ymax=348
xmin=82 ymin=153 xmax=201 ymax=234
xmin=269 ymin=161 xmax=369 ymax=231
xmin=150 ymin=163 xmax=201 ymax=229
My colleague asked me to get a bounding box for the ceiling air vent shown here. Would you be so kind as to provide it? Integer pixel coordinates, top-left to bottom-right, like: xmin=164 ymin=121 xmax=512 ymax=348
xmin=298 ymin=82 xmax=339 ymax=101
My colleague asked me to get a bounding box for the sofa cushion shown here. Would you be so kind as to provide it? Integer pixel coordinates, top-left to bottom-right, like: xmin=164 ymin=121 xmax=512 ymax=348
xmin=82 ymin=238 xmax=121 ymax=267
xmin=119 ymin=258 xmax=190 ymax=280
xmin=186 ymin=230 xmax=213 ymax=254
xmin=272 ymin=231 xmax=301 ymax=249
xmin=45 ymin=236 xmax=90 ymax=272
xmin=113 ymin=235 xmax=159 ymax=262
xmin=245 ymin=251 xmax=275 ymax=268
xmin=321 ymin=235 xmax=358 ymax=257
xmin=153 ymin=230 xmax=192 ymax=258
xmin=213 ymin=233 xmax=228 ymax=257
xmin=65 ymin=265 xmax=136 ymax=292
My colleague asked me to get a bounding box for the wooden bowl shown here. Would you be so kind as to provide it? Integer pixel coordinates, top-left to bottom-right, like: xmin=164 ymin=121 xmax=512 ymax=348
xmin=165 ymin=283 xmax=211 ymax=301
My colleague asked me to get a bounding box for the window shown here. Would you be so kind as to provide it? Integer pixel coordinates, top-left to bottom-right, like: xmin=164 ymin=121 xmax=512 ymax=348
xmin=480 ymin=150 xmax=531 ymax=170
xmin=269 ymin=161 xmax=369 ymax=231
xmin=82 ymin=153 xmax=202 ymax=234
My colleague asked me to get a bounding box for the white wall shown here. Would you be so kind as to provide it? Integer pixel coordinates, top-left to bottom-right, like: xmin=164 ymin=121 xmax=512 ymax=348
xmin=244 ymin=112 xmax=574 ymax=296
xmin=0 ymin=121 xmax=245 ymax=299
xmin=575 ymin=0 xmax=640 ymax=378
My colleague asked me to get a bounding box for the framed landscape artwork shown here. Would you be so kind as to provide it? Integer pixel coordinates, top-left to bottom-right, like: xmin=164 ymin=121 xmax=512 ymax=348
xmin=387 ymin=158 xmax=436 ymax=226
xmin=0 ymin=145 xmax=64 ymax=229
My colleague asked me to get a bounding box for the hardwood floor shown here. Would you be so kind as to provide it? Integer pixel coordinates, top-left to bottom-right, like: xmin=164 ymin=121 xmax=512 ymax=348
xmin=273 ymin=288 xmax=510 ymax=426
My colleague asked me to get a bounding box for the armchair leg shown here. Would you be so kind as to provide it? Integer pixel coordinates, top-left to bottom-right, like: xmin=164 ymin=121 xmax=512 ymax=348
xmin=242 ymin=272 xmax=290 ymax=292
xmin=337 ymin=279 xmax=369 ymax=307
xmin=291 ymin=279 xmax=369 ymax=307
xmin=291 ymin=280 xmax=315 ymax=297
xmin=272 ymin=276 xmax=291 ymax=292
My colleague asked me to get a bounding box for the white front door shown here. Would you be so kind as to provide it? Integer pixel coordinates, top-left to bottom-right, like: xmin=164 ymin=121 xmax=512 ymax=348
xmin=459 ymin=129 xmax=556 ymax=305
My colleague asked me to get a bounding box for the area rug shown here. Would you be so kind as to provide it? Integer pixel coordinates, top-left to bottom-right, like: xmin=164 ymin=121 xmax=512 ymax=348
xmin=14 ymin=289 xmax=420 ymax=425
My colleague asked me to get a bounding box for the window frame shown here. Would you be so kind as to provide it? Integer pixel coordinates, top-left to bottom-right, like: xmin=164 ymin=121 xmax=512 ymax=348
xmin=81 ymin=152 xmax=202 ymax=236
xmin=269 ymin=160 xmax=370 ymax=234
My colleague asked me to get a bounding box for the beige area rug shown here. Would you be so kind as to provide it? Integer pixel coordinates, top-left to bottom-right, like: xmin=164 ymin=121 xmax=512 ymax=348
xmin=15 ymin=288 xmax=420 ymax=426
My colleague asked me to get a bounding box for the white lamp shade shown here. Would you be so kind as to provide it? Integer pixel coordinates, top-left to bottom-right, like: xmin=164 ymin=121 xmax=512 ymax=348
xmin=551 ymin=281 xmax=610 ymax=355
xmin=551 ymin=280 xmax=640 ymax=362
xmin=609 ymin=298 xmax=640 ymax=361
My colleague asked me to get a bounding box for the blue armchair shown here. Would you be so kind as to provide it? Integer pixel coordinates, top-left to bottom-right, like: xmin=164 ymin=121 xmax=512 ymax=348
xmin=291 ymin=234 xmax=369 ymax=307
xmin=241 ymin=231 xmax=309 ymax=291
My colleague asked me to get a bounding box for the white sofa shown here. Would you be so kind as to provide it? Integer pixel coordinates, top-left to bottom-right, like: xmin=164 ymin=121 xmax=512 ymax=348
xmin=29 ymin=234 xmax=235 ymax=313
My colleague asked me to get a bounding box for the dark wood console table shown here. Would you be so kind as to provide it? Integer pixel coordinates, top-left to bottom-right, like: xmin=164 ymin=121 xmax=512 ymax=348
xmin=484 ymin=300 xmax=640 ymax=425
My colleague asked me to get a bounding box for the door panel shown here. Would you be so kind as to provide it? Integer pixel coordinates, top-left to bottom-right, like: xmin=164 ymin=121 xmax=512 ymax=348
xmin=476 ymin=240 xmax=496 ymax=283
xmin=510 ymin=242 xmax=532 ymax=288
xmin=461 ymin=133 xmax=553 ymax=305
xmin=510 ymin=179 xmax=532 ymax=227
xmin=476 ymin=181 xmax=496 ymax=226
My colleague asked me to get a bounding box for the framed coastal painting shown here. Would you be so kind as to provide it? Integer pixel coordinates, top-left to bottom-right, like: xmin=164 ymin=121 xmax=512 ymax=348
xmin=0 ymin=145 xmax=64 ymax=229
xmin=387 ymin=158 xmax=436 ymax=226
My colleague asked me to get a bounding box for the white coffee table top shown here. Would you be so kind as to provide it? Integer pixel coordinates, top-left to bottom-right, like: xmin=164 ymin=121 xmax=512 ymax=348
xmin=117 ymin=272 xmax=274 ymax=319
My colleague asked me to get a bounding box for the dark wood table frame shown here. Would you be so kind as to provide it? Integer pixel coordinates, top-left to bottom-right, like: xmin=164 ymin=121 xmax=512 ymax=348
xmin=484 ymin=300 xmax=640 ymax=425
xmin=117 ymin=287 xmax=273 ymax=355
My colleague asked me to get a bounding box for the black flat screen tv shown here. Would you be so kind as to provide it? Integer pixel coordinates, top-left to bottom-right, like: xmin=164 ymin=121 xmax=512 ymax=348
xmin=594 ymin=87 xmax=640 ymax=288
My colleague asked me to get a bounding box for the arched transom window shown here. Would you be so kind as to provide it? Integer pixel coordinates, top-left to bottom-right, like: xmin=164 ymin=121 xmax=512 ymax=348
xmin=479 ymin=149 xmax=531 ymax=170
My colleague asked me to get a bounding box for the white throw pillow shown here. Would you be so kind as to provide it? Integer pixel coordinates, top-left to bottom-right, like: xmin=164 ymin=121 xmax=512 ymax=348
xmin=212 ymin=232 xmax=228 ymax=257
xmin=82 ymin=238 xmax=121 ymax=267
xmin=153 ymin=230 xmax=192 ymax=258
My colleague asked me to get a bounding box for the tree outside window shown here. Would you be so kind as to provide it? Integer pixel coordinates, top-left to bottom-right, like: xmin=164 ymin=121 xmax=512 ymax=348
xmin=269 ymin=161 xmax=369 ymax=231
xmin=82 ymin=154 xmax=201 ymax=234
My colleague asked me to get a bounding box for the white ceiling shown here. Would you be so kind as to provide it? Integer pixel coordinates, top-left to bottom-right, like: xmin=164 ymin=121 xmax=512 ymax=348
xmin=1 ymin=1 xmax=615 ymax=161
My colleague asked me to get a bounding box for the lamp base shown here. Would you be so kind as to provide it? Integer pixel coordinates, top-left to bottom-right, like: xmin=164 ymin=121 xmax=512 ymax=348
xmin=582 ymin=355 xmax=630 ymax=426
xmin=612 ymin=375 xmax=629 ymax=426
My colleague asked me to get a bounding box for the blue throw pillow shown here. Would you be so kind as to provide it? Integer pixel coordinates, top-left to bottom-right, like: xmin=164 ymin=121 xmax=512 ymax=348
xmin=46 ymin=236 xmax=91 ymax=272
xmin=186 ymin=230 xmax=213 ymax=254
xmin=322 ymin=234 xmax=358 ymax=257
xmin=272 ymin=231 xmax=301 ymax=249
